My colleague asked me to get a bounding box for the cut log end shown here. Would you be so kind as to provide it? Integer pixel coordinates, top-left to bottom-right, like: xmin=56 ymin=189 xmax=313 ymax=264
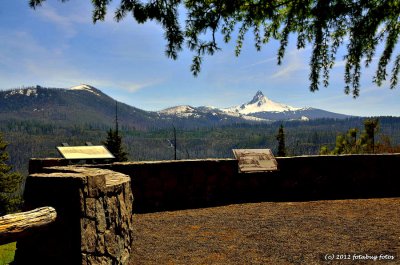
xmin=0 ymin=207 xmax=57 ymax=245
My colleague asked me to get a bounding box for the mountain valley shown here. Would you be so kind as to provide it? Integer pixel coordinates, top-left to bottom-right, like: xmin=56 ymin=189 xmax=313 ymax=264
xmin=1 ymin=85 xmax=399 ymax=175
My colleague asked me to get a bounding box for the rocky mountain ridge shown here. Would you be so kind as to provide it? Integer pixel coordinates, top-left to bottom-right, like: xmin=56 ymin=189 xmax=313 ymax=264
xmin=0 ymin=85 xmax=352 ymax=130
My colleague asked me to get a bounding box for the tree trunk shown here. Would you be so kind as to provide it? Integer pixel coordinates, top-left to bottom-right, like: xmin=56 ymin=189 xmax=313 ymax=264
xmin=0 ymin=207 xmax=57 ymax=245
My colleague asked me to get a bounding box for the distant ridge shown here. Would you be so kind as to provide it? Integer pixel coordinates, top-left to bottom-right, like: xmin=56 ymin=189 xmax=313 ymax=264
xmin=0 ymin=86 xmax=353 ymax=130
xmin=160 ymin=90 xmax=352 ymax=121
xmin=0 ymin=85 xmax=158 ymax=130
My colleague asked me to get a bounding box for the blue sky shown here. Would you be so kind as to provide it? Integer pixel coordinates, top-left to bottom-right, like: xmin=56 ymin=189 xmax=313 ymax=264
xmin=1 ymin=1 xmax=399 ymax=116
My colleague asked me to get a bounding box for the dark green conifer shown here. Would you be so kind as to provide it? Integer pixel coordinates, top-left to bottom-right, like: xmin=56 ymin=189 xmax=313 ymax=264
xmin=361 ymin=118 xmax=379 ymax=153
xmin=276 ymin=124 xmax=286 ymax=157
xmin=103 ymin=102 xmax=128 ymax=162
xmin=0 ymin=132 xmax=23 ymax=215
xmin=103 ymin=129 xmax=128 ymax=162
xmin=321 ymin=118 xmax=380 ymax=155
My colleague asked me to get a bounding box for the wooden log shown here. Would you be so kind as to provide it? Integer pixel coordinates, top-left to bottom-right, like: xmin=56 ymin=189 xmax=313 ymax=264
xmin=0 ymin=207 xmax=57 ymax=245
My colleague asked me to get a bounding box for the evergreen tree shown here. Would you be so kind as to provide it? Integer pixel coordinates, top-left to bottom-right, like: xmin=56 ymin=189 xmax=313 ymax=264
xmin=360 ymin=118 xmax=379 ymax=153
xmin=103 ymin=129 xmax=128 ymax=162
xmin=276 ymin=124 xmax=286 ymax=157
xmin=319 ymin=146 xmax=330 ymax=155
xmin=321 ymin=118 xmax=380 ymax=155
xmin=103 ymin=102 xmax=128 ymax=162
xmin=0 ymin=132 xmax=23 ymax=215
xmin=330 ymin=128 xmax=360 ymax=155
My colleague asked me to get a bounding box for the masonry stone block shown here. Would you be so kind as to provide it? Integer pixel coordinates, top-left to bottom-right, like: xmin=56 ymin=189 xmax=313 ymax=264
xmin=85 ymin=198 xmax=96 ymax=219
xmin=81 ymin=218 xmax=97 ymax=253
xmin=87 ymin=174 xmax=106 ymax=197
xmin=95 ymin=198 xmax=106 ymax=233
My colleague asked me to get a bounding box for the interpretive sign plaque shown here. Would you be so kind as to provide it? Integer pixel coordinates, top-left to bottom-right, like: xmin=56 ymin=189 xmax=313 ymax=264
xmin=233 ymin=149 xmax=278 ymax=173
xmin=57 ymin=145 xmax=115 ymax=160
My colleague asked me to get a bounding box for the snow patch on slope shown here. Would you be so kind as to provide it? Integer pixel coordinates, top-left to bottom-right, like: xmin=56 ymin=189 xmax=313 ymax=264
xmin=70 ymin=84 xmax=101 ymax=96
xmin=160 ymin=105 xmax=196 ymax=114
xmin=159 ymin=105 xmax=200 ymax=118
xmin=4 ymin=88 xmax=38 ymax=99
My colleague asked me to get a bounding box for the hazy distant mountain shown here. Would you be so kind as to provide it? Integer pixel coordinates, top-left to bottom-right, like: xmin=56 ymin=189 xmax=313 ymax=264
xmin=159 ymin=105 xmax=267 ymax=122
xmin=0 ymin=85 xmax=352 ymax=131
xmin=160 ymin=90 xmax=352 ymax=121
xmin=0 ymin=85 xmax=269 ymax=130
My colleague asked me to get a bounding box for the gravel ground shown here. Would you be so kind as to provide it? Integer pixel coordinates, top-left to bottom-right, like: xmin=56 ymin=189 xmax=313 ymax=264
xmin=129 ymin=198 xmax=400 ymax=265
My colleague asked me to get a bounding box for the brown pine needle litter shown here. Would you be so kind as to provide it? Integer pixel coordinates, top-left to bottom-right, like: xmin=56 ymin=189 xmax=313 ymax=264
xmin=129 ymin=198 xmax=400 ymax=265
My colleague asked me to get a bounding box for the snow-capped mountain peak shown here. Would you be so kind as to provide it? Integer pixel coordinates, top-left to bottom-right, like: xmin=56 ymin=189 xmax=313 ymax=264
xmin=248 ymin=90 xmax=265 ymax=105
xmin=223 ymin=90 xmax=301 ymax=114
xmin=70 ymin=84 xmax=101 ymax=96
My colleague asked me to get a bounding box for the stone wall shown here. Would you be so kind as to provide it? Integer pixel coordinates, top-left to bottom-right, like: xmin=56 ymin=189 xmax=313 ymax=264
xmin=14 ymin=166 xmax=133 ymax=265
xmin=19 ymin=154 xmax=400 ymax=263
xmin=29 ymin=154 xmax=400 ymax=214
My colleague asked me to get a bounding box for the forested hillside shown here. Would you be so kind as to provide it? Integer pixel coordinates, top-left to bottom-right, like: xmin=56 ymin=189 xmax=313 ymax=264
xmin=2 ymin=86 xmax=399 ymax=176
xmin=0 ymin=86 xmax=159 ymax=130
xmin=2 ymin=117 xmax=400 ymax=176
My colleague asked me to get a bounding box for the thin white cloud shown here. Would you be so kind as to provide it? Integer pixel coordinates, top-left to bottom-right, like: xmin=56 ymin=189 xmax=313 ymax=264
xmin=269 ymin=48 xmax=309 ymax=79
xmin=332 ymin=59 xmax=346 ymax=68
xmin=35 ymin=4 xmax=89 ymax=38
xmin=122 ymin=79 xmax=166 ymax=93
xmin=63 ymin=77 xmax=167 ymax=94
xmin=332 ymin=56 xmax=379 ymax=69
xmin=270 ymin=59 xmax=305 ymax=79
xmin=125 ymin=84 xmax=150 ymax=93
xmin=242 ymin=56 xmax=276 ymax=69
xmin=0 ymin=30 xmax=43 ymax=53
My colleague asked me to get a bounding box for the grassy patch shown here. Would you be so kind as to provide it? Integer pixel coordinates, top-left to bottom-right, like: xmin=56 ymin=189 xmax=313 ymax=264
xmin=0 ymin=242 xmax=16 ymax=265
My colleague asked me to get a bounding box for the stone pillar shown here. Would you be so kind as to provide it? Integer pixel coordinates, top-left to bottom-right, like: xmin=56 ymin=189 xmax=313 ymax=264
xmin=14 ymin=166 xmax=134 ymax=265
